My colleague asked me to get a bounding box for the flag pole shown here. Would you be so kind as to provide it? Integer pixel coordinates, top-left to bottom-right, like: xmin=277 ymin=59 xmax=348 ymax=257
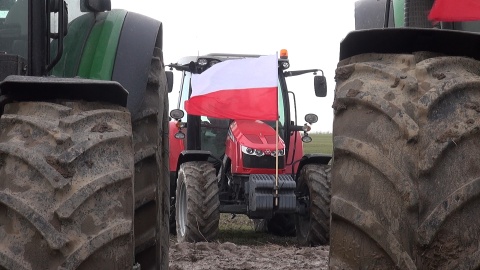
xmin=274 ymin=52 xmax=279 ymax=208
xmin=275 ymin=119 xmax=279 ymax=207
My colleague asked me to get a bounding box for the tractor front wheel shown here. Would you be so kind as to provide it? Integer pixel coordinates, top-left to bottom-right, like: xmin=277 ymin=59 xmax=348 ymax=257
xmin=176 ymin=161 xmax=220 ymax=242
xmin=295 ymin=164 xmax=331 ymax=246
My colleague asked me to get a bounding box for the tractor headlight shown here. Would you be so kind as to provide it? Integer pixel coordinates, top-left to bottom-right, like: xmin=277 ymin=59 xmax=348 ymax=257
xmin=210 ymin=60 xmax=220 ymax=66
xmin=169 ymin=109 xmax=185 ymax=120
xmin=305 ymin=113 xmax=318 ymax=124
xmin=241 ymin=145 xmax=264 ymax=156
xmin=241 ymin=145 xmax=285 ymax=157
xmin=241 ymin=145 xmax=254 ymax=155
xmin=198 ymin=58 xmax=208 ymax=66
xmin=271 ymin=149 xmax=285 ymax=157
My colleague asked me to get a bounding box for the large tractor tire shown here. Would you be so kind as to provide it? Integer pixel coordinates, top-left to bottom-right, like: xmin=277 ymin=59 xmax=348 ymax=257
xmin=252 ymin=218 xmax=268 ymax=232
xmin=176 ymin=161 xmax=220 ymax=242
xmin=0 ymin=101 xmax=134 ymax=269
xmin=266 ymin=214 xmax=296 ymax=237
xmin=295 ymin=164 xmax=330 ymax=246
xmin=131 ymin=47 xmax=169 ymax=269
xmin=252 ymin=215 xmax=295 ymax=236
xmin=330 ymin=52 xmax=480 ymax=269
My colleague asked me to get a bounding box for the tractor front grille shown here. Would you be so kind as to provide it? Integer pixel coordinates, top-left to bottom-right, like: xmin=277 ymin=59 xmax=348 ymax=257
xmin=242 ymin=154 xmax=284 ymax=169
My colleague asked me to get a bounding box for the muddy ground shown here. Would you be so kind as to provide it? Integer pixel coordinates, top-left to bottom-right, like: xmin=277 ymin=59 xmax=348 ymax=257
xmin=168 ymin=214 xmax=330 ymax=270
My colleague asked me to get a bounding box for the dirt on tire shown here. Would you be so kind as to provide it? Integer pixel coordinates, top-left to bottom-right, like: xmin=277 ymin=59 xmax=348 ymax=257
xmin=176 ymin=161 xmax=220 ymax=243
xmin=295 ymin=164 xmax=330 ymax=246
xmin=0 ymin=101 xmax=134 ymax=269
xmin=131 ymin=46 xmax=170 ymax=269
xmin=331 ymin=52 xmax=480 ymax=269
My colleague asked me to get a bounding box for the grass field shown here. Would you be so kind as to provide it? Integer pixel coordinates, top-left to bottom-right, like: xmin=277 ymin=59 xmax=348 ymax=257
xmin=216 ymin=214 xmax=298 ymax=246
xmin=304 ymin=133 xmax=333 ymax=155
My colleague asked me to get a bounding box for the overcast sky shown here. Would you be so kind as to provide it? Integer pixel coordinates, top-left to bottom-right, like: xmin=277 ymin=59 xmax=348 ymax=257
xmin=111 ymin=0 xmax=357 ymax=132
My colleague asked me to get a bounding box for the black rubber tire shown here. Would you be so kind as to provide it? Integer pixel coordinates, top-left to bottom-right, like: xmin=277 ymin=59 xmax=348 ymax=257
xmin=176 ymin=161 xmax=220 ymax=242
xmin=155 ymin=48 xmax=171 ymax=269
xmin=170 ymin=172 xmax=177 ymax=235
xmin=252 ymin=219 xmax=268 ymax=232
xmin=0 ymin=101 xmax=134 ymax=270
xmin=295 ymin=164 xmax=330 ymax=246
xmin=131 ymin=47 xmax=169 ymax=270
xmin=330 ymin=52 xmax=480 ymax=269
xmin=169 ymin=203 xmax=177 ymax=235
xmin=251 ymin=216 xmax=295 ymax=236
xmin=267 ymin=214 xmax=296 ymax=237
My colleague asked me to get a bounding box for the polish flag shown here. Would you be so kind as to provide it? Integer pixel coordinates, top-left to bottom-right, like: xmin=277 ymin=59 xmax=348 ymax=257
xmin=429 ymin=0 xmax=480 ymax=22
xmin=184 ymin=54 xmax=278 ymax=121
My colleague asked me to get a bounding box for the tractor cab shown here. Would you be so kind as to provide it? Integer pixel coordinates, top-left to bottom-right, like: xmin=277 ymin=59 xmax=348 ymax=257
xmin=0 ymin=0 xmax=105 ymax=77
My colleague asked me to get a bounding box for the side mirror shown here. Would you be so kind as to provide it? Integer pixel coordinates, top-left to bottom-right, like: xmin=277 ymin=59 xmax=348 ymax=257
xmin=166 ymin=71 xmax=174 ymax=93
xmin=314 ymin=75 xmax=327 ymax=97
xmin=80 ymin=0 xmax=111 ymax=12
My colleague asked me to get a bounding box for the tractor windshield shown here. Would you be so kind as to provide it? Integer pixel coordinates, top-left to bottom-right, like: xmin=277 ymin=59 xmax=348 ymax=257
xmin=0 ymin=0 xmax=27 ymax=58
xmin=0 ymin=0 xmax=85 ymax=60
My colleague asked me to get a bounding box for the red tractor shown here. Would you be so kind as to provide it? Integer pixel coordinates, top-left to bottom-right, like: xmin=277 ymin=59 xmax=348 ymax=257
xmin=168 ymin=51 xmax=331 ymax=246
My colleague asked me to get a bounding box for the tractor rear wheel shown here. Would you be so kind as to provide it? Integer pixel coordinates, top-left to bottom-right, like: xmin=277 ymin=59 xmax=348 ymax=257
xmin=252 ymin=218 xmax=268 ymax=232
xmin=330 ymin=52 xmax=480 ymax=269
xmin=131 ymin=47 xmax=169 ymax=269
xmin=295 ymin=164 xmax=330 ymax=246
xmin=267 ymin=214 xmax=296 ymax=237
xmin=252 ymin=215 xmax=296 ymax=236
xmin=0 ymin=101 xmax=134 ymax=270
xmin=176 ymin=161 xmax=220 ymax=242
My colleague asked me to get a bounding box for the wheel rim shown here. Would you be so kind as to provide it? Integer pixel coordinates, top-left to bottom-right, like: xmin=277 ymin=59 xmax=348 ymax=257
xmin=178 ymin=180 xmax=187 ymax=237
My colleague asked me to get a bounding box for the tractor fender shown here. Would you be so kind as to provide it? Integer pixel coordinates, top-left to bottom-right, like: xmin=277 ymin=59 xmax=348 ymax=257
xmin=340 ymin=28 xmax=480 ymax=62
xmin=171 ymin=150 xmax=213 ymax=194
xmin=112 ymin=11 xmax=163 ymax=115
xmin=294 ymin=154 xmax=332 ymax=181
xmin=173 ymin=150 xmax=212 ymax=181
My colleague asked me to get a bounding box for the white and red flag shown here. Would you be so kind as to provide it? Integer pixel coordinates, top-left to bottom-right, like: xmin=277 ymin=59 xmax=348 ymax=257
xmin=429 ymin=0 xmax=480 ymax=22
xmin=184 ymin=54 xmax=278 ymax=120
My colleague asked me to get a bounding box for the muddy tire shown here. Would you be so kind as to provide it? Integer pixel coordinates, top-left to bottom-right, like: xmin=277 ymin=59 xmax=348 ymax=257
xmin=331 ymin=52 xmax=480 ymax=269
xmin=266 ymin=214 xmax=296 ymax=237
xmin=0 ymin=101 xmax=134 ymax=269
xmin=251 ymin=216 xmax=295 ymax=236
xmin=169 ymin=205 xmax=177 ymax=235
xmin=252 ymin=219 xmax=267 ymax=232
xmin=176 ymin=161 xmax=220 ymax=242
xmin=295 ymin=164 xmax=330 ymax=246
xmin=131 ymin=47 xmax=169 ymax=270
xmin=155 ymin=49 xmax=171 ymax=269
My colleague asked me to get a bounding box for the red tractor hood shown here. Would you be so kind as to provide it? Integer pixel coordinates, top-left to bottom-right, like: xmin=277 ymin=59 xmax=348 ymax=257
xmin=230 ymin=120 xmax=285 ymax=150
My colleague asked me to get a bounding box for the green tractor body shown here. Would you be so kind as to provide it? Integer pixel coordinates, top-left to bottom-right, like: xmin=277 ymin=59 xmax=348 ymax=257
xmin=0 ymin=0 xmax=170 ymax=269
